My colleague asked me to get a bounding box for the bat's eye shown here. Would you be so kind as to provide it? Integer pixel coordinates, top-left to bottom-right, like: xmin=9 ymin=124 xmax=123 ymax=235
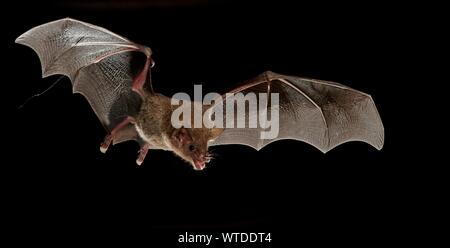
xmin=189 ymin=144 xmax=196 ymax=152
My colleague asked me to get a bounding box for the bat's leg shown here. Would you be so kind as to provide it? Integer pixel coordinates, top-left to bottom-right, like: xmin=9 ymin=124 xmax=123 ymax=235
xmin=131 ymin=58 xmax=152 ymax=96
xmin=100 ymin=116 xmax=136 ymax=153
xmin=136 ymin=143 xmax=151 ymax=166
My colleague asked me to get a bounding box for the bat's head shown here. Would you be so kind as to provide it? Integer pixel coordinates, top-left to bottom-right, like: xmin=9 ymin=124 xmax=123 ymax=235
xmin=170 ymin=127 xmax=222 ymax=170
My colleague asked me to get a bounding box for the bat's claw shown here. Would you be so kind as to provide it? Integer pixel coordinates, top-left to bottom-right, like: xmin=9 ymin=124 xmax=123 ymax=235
xmin=100 ymin=134 xmax=113 ymax=153
xmin=136 ymin=144 xmax=151 ymax=166
xmin=150 ymin=58 xmax=155 ymax=68
xmin=100 ymin=117 xmax=136 ymax=154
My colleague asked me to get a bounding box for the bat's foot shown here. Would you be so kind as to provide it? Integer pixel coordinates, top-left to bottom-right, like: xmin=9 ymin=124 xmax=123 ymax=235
xmin=100 ymin=134 xmax=113 ymax=153
xmin=100 ymin=117 xmax=136 ymax=153
xmin=136 ymin=144 xmax=151 ymax=166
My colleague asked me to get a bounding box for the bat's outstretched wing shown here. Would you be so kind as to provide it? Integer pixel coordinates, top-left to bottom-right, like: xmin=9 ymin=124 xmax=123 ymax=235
xmin=209 ymin=71 xmax=384 ymax=153
xmin=16 ymin=18 xmax=154 ymax=144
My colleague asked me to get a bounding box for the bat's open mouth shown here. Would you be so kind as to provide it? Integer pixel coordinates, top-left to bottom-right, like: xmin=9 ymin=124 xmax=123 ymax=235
xmin=193 ymin=160 xmax=206 ymax=170
xmin=192 ymin=151 xmax=213 ymax=170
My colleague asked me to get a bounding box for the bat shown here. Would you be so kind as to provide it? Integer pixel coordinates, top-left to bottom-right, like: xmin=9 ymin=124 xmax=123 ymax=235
xmin=16 ymin=18 xmax=384 ymax=170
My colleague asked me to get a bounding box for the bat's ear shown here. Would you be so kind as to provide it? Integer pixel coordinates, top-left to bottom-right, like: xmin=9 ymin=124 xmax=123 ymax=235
xmin=172 ymin=127 xmax=192 ymax=146
xmin=209 ymin=128 xmax=224 ymax=141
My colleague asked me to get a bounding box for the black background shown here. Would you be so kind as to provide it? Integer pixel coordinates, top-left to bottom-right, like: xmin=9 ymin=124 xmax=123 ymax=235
xmin=2 ymin=0 xmax=437 ymax=246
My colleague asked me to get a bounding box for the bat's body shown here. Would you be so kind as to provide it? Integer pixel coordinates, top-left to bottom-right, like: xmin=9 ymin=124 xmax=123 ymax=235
xmin=134 ymin=91 xmax=221 ymax=169
xmin=135 ymin=93 xmax=173 ymax=151
xmin=16 ymin=18 xmax=384 ymax=170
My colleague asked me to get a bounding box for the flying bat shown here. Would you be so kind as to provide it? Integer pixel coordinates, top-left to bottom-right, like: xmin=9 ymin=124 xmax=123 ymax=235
xmin=16 ymin=18 xmax=384 ymax=170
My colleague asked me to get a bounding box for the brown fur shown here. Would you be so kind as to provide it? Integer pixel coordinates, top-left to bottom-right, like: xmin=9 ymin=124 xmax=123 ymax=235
xmin=135 ymin=92 xmax=224 ymax=168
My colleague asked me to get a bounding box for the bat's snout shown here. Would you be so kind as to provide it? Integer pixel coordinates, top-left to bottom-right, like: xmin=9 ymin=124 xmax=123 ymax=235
xmin=192 ymin=151 xmax=211 ymax=171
